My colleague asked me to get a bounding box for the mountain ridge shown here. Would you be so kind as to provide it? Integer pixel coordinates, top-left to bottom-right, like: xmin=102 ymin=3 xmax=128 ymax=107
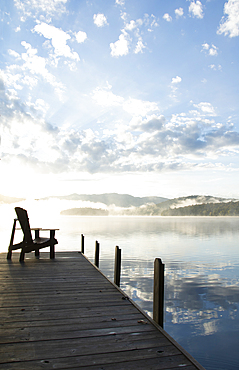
xmin=0 ymin=193 xmax=237 ymax=216
xmin=41 ymin=193 xmax=168 ymax=207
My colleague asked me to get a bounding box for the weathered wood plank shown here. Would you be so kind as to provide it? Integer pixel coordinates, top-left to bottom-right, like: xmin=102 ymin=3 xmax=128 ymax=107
xmin=0 ymin=252 xmax=205 ymax=370
xmin=0 ymin=334 xmax=175 ymax=362
xmin=0 ymin=353 xmax=193 ymax=369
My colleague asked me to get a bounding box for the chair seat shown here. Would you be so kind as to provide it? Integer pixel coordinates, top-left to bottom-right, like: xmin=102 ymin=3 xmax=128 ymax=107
xmin=33 ymin=237 xmax=53 ymax=244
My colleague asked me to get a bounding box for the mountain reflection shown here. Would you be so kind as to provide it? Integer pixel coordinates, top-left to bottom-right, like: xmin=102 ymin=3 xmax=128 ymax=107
xmin=67 ymin=215 xmax=239 ymax=238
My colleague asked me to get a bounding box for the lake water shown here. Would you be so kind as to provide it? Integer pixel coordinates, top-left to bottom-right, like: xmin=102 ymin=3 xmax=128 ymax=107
xmin=1 ymin=206 xmax=239 ymax=370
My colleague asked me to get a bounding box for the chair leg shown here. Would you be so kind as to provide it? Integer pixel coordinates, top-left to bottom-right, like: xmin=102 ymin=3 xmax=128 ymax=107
xmin=7 ymin=250 xmax=12 ymax=260
xmin=7 ymin=219 xmax=17 ymax=260
xmin=19 ymin=249 xmax=25 ymax=262
xmin=35 ymin=249 xmax=40 ymax=258
xmin=50 ymin=244 xmax=55 ymax=259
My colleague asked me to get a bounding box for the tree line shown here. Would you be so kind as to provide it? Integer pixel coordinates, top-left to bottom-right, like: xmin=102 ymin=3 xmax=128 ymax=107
xmin=161 ymin=201 xmax=239 ymax=216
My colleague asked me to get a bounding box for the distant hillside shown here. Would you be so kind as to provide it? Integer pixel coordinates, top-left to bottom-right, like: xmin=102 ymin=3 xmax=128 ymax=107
xmin=43 ymin=193 xmax=168 ymax=207
xmin=57 ymin=194 xmax=237 ymax=216
xmin=60 ymin=208 xmax=109 ymax=216
xmin=0 ymin=194 xmax=25 ymax=204
xmin=162 ymin=201 xmax=239 ymax=216
xmin=120 ymin=195 xmax=236 ymax=216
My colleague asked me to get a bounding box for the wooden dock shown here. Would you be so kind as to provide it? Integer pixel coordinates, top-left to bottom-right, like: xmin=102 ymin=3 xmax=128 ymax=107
xmin=0 ymin=252 xmax=205 ymax=369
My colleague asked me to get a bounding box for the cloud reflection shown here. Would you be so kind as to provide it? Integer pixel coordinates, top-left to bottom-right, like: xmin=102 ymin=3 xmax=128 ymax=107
xmin=99 ymin=258 xmax=239 ymax=340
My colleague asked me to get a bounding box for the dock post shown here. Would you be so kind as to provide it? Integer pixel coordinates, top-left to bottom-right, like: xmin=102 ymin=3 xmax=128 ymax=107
xmin=114 ymin=246 xmax=121 ymax=287
xmin=95 ymin=240 xmax=100 ymax=267
xmin=81 ymin=234 xmax=84 ymax=254
xmin=153 ymin=258 xmax=165 ymax=328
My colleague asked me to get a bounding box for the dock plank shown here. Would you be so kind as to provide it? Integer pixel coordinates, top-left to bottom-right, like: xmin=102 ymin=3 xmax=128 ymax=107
xmin=0 ymin=252 xmax=205 ymax=369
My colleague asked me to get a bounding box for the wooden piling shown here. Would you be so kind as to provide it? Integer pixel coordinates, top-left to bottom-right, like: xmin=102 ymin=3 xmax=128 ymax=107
xmin=114 ymin=245 xmax=121 ymax=287
xmin=153 ymin=258 xmax=165 ymax=328
xmin=95 ymin=240 xmax=100 ymax=267
xmin=81 ymin=234 xmax=84 ymax=254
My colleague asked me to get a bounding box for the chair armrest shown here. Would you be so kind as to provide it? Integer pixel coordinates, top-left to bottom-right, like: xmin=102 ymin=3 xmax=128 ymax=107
xmin=35 ymin=229 xmax=59 ymax=239
xmin=40 ymin=229 xmax=59 ymax=231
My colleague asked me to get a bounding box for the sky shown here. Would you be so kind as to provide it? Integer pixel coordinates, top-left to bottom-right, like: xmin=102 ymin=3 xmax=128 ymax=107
xmin=1 ymin=0 xmax=239 ymax=199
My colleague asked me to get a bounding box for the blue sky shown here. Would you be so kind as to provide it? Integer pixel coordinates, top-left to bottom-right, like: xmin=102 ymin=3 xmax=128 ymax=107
xmin=1 ymin=0 xmax=239 ymax=199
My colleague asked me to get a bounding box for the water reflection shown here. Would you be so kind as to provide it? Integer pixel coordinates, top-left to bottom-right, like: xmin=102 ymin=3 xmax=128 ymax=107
xmin=1 ymin=206 xmax=239 ymax=369
xmin=99 ymin=256 xmax=239 ymax=370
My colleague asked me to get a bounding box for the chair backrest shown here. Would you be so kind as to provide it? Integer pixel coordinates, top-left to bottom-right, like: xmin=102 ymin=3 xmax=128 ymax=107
xmin=15 ymin=207 xmax=33 ymax=244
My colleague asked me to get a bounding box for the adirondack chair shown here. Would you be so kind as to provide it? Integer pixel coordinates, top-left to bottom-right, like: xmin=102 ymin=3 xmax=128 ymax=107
xmin=7 ymin=207 xmax=58 ymax=262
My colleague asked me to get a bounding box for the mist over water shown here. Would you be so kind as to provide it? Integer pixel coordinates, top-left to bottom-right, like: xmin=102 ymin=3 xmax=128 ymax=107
xmin=1 ymin=201 xmax=239 ymax=370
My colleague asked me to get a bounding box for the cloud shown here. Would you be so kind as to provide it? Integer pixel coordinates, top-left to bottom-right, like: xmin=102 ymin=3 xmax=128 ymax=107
xmin=192 ymin=102 xmax=217 ymax=116
xmin=3 ymin=42 xmax=65 ymax=98
xmin=110 ymin=31 xmax=130 ymax=57
xmin=163 ymin=13 xmax=172 ymax=22
xmin=189 ymin=1 xmax=204 ymax=19
xmin=209 ymin=64 xmax=222 ymax=71
xmin=171 ymin=76 xmax=182 ymax=84
xmin=134 ymin=37 xmax=146 ymax=54
xmin=34 ymin=22 xmax=80 ymax=61
xmin=2 ymin=92 xmax=239 ymax=175
xmin=110 ymin=14 xmax=157 ymax=57
xmin=175 ymin=8 xmax=184 ymax=18
xmin=115 ymin=0 xmax=125 ymax=5
xmin=93 ymin=13 xmax=108 ymax=27
xmin=8 ymin=49 xmax=21 ymax=60
xmin=92 ymin=84 xmax=159 ymax=116
xmin=170 ymin=76 xmax=182 ymax=99
xmin=125 ymin=19 xmax=143 ymax=31
xmin=92 ymin=86 xmax=124 ymax=107
xmin=217 ymin=0 xmax=239 ymax=38
xmin=75 ymin=31 xmax=87 ymax=43
xmin=202 ymin=43 xmax=218 ymax=56
xmin=14 ymin=0 xmax=67 ymax=21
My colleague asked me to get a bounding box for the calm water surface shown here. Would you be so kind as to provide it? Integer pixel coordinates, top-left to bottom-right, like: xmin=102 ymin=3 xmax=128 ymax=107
xmin=58 ymin=216 xmax=239 ymax=370
xmin=1 ymin=208 xmax=239 ymax=370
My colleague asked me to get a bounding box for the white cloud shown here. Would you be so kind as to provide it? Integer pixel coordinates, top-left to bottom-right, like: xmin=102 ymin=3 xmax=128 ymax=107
xmin=15 ymin=26 xmax=21 ymax=32
xmin=92 ymin=86 xmax=124 ymax=107
xmin=134 ymin=37 xmax=146 ymax=54
xmin=172 ymin=76 xmax=182 ymax=84
xmin=110 ymin=31 xmax=130 ymax=57
xmin=8 ymin=49 xmax=21 ymax=59
xmin=125 ymin=20 xmax=137 ymax=31
xmin=170 ymin=76 xmax=182 ymax=99
xmin=163 ymin=13 xmax=172 ymax=22
xmin=93 ymin=13 xmax=108 ymax=27
xmin=92 ymin=85 xmax=158 ymax=116
xmin=193 ymin=102 xmax=217 ymax=116
xmin=1 ymin=83 xmax=239 ymax=175
xmin=189 ymin=1 xmax=204 ymax=19
xmin=115 ymin=0 xmax=125 ymax=5
xmin=175 ymin=7 xmax=184 ymax=18
xmin=217 ymin=0 xmax=239 ymax=38
xmin=123 ymin=98 xmax=159 ymax=116
xmin=110 ymin=14 xmax=157 ymax=57
xmin=209 ymin=64 xmax=222 ymax=71
xmin=19 ymin=41 xmax=65 ymax=97
xmin=202 ymin=43 xmax=218 ymax=56
xmin=75 ymin=31 xmax=87 ymax=43
xmin=209 ymin=45 xmax=218 ymax=56
xmin=14 ymin=0 xmax=67 ymax=20
xmin=34 ymin=22 xmax=80 ymax=61
xmin=202 ymin=42 xmax=209 ymax=50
